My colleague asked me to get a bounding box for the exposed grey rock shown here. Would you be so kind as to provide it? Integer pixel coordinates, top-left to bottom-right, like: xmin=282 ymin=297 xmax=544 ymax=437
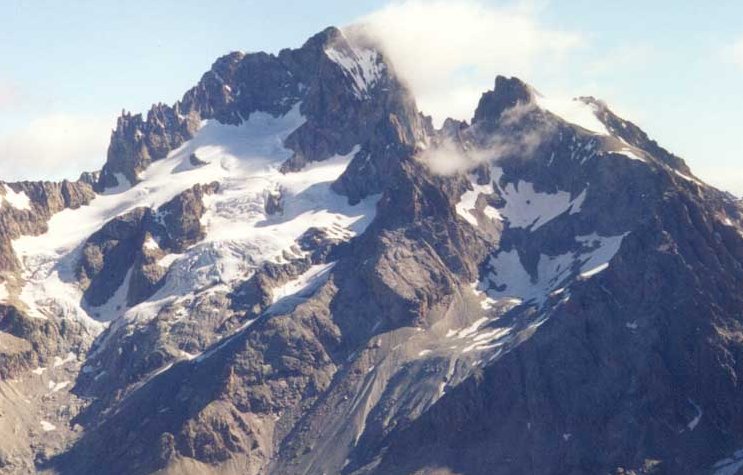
xmin=0 ymin=304 xmax=90 ymax=379
xmin=77 ymin=207 xmax=149 ymax=307
xmin=126 ymin=232 xmax=168 ymax=308
xmin=189 ymin=153 xmax=209 ymax=167
xmin=98 ymin=104 xmax=201 ymax=188
xmin=472 ymin=75 xmax=535 ymax=126
xmin=3 ymin=25 xmax=743 ymax=475
xmin=158 ymin=182 xmax=218 ymax=253
xmin=332 ymin=113 xmax=423 ymax=204
xmin=264 ymin=189 xmax=283 ymax=216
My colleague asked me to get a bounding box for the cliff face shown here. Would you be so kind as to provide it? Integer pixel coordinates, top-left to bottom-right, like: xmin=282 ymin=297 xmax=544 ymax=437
xmin=1 ymin=26 xmax=743 ymax=475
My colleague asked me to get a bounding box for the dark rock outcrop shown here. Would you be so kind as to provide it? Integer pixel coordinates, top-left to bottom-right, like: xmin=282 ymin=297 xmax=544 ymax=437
xmin=77 ymin=182 xmax=218 ymax=311
xmin=98 ymin=104 xmax=201 ymax=188
xmin=472 ymin=75 xmax=535 ymax=126
xmin=77 ymin=207 xmax=150 ymax=307
xmin=0 ymin=304 xmax=90 ymax=379
xmin=158 ymin=182 xmax=218 ymax=253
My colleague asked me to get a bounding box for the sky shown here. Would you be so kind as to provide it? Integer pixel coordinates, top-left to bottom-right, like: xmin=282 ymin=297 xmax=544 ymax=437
xmin=1 ymin=0 xmax=741 ymax=195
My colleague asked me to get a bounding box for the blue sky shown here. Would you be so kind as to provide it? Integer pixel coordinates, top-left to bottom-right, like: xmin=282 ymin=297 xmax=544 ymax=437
xmin=1 ymin=0 xmax=742 ymax=194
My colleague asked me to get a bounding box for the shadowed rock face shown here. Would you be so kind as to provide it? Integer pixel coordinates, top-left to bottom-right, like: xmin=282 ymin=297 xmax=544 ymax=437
xmin=0 ymin=304 xmax=90 ymax=380
xmin=77 ymin=182 xmax=219 ymax=309
xmin=472 ymin=76 xmax=535 ymax=126
xmin=3 ymin=27 xmax=743 ymax=475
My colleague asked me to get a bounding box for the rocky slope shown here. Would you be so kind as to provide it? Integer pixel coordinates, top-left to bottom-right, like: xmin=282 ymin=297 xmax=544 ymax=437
xmin=1 ymin=26 xmax=743 ymax=475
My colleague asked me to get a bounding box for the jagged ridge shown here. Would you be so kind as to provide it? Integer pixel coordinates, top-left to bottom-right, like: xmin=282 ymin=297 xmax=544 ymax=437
xmin=0 ymin=26 xmax=742 ymax=475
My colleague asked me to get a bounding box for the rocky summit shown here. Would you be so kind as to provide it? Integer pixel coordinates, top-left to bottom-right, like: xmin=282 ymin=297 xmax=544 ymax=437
xmin=1 ymin=26 xmax=743 ymax=475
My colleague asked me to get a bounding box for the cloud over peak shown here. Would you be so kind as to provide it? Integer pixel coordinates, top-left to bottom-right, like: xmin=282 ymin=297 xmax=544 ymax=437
xmin=352 ymin=0 xmax=582 ymax=125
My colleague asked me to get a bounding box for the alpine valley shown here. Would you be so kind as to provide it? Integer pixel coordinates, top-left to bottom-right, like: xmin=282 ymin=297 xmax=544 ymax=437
xmin=1 ymin=26 xmax=743 ymax=475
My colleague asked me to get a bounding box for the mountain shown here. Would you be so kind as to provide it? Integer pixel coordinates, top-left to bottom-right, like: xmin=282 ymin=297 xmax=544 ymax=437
xmin=1 ymin=26 xmax=743 ymax=475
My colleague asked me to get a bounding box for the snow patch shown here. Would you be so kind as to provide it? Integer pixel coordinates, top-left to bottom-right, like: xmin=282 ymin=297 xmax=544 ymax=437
xmin=576 ymin=233 xmax=626 ymax=275
xmin=456 ymin=180 xmax=496 ymax=226
xmin=179 ymin=350 xmax=197 ymax=360
xmin=12 ymin=103 xmax=378 ymax=332
xmin=324 ymin=41 xmax=384 ymax=99
xmin=1 ymin=184 xmax=32 ymax=210
xmin=157 ymin=252 xmax=182 ymax=269
xmin=271 ymin=263 xmax=336 ymax=304
xmin=480 ymin=232 xmax=626 ymax=305
xmin=535 ymin=96 xmax=609 ymax=135
xmin=87 ymin=267 xmax=133 ymax=322
xmin=471 ymin=282 xmax=519 ymax=310
xmin=40 ymin=421 xmax=56 ymax=432
xmin=687 ymin=399 xmax=702 ymax=431
xmin=268 ymin=262 xmax=336 ymax=316
xmin=713 ymin=449 xmax=743 ymax=475
xmin=450 ymin=317 xmax=489 ymax=339
xmin=616 ymin=148 xmax=646 ymax=162
xmin=53 ymin=352 xmax=76 ymax=368
xmin=674 ymin=169 xmax=704 ymax=187
xmin=492 ymin=167 xmax=586 ymax=231
xmin=107 ymin=173 xmax=132 ymax=194
xmin=143 ymin=235 xmax=160 ymax=251
xmin=579 ymin=263 xmax=609 ymax=279
xmin=479 ymin=295 xmax=498 ymax=310
xmin=461 ymin=326 xmax=512 ymax=353
xmin=48 ymin=380 xmax=70 ymax=393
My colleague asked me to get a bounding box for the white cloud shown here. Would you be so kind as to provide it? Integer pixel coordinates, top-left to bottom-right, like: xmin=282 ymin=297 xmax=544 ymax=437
xmin=0 ymin=114 xmax=113 ymax=182
xmin=351 ymin=0 xmax=582 ymax=125
xmin=0 ymin=81 xmax=21 ymax=111
xmin=725 ymin=35 xmax=743 ymax=69
xmin=422 ymin=102 xmax=556 ymax=176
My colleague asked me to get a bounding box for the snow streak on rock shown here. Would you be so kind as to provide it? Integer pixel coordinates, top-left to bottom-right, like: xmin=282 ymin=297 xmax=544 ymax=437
xmin=479 ymin=232 xmax=626 ymax=306
xmin=12 ymin=103 xmax=378 ymax=328
xmin=324 ymin=39 xmax=385 ymax=99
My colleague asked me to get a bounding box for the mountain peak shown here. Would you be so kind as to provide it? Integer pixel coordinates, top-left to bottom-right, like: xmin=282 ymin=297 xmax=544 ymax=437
xmin=472 ymin=75 xmax=535 ymax=125
xmin=300 ymin=25 xmax=344 ymax=49
xmin=4 ymin=25 xmax=743 ymax=475
xmin=96 ymin=25 xmax=416 ymax=190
